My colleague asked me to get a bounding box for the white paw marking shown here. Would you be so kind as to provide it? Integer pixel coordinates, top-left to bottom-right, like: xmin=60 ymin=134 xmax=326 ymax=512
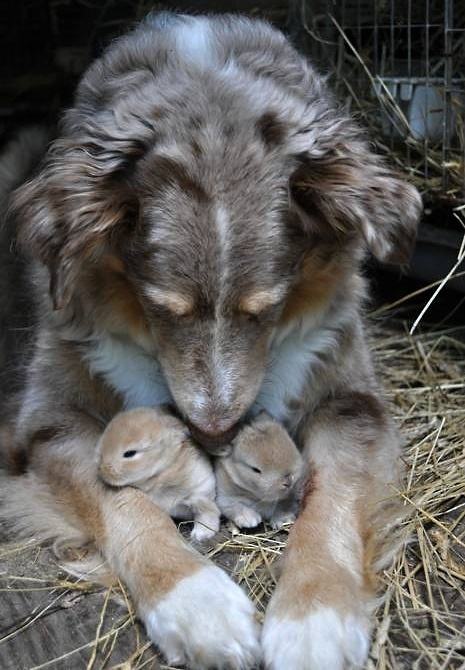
xmin=144 ymin=566 xmax=261 ymax=669
xmin=233 ymin=508 xmax=262 ymax=529
xmin=262 ymin=607 xmax=370 ymax=670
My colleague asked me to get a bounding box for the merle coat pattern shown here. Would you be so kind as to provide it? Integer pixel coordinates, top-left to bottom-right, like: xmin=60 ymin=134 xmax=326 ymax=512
xmin=0 ymin=13 xmax=421 ymax=670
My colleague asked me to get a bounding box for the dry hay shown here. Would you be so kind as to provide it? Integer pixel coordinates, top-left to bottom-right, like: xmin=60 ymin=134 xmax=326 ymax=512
xmin=368 ymin=321 xmax=465 ymax=669
xmin=1 ymin=317 xmax=465 ymax=669
xmin=298 ymin=7 xmax=465 ymax=207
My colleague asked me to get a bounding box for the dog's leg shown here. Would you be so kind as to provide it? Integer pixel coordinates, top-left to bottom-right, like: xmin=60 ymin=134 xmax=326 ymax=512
xmin=14 ymin=423 xmax=260 ymax=669
xmin=262 ymin=393 xmax=404 ymax=669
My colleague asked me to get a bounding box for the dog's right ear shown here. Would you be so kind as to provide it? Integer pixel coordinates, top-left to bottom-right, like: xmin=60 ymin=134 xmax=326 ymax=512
xmin=288 ymin=115 xmax=422 ymax=265
xmin=11 ymin=116 xmax=151 ymax=310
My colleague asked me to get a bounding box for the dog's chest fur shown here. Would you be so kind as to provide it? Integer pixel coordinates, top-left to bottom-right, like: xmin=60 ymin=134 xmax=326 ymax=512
xmin=85 ymin=310 xmax=342 ymax=424
xmin=84 ymin=336 xmax=172 ymax=409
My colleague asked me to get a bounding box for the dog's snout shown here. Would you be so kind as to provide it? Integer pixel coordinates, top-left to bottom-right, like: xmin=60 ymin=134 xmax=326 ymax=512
xmin=188 ymin=421 xmax=239 ymax=455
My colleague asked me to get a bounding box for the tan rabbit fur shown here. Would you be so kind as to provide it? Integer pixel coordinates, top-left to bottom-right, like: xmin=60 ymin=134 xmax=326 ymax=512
xmin=215 ymin=412 xmax=304 ymax=529
xmin=98 ymin=408 xmax=220 ymax=542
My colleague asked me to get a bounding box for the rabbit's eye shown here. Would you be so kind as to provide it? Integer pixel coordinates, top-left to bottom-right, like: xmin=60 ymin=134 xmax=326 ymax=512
xmin=240 ymin=460 xmax=262 ymax=474
xmin=123 ymin=450 xmax=137 ymax=458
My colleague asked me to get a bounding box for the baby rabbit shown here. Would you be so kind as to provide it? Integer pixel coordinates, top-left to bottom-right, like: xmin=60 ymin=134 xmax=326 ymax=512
xmin=215 ymin=412 xmax=304 ymax=529
xmin=97 ymin=407 xmax=220 ymax=542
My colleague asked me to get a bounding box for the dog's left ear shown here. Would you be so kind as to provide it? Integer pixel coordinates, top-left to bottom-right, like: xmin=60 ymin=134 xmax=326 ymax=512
xmin=290 ymin=131 xmax=422 ymax=264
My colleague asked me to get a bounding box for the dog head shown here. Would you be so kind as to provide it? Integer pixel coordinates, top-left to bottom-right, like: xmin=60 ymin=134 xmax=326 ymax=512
xmin=12 ymin=15 xmax=422 ymax=450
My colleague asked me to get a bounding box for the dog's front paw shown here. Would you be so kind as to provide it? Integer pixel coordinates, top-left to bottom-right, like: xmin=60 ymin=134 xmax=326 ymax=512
xmin=262 ymin=606 xmax=370 ymax=670
xmin=144 ymin=565 xmax=261 ymax=669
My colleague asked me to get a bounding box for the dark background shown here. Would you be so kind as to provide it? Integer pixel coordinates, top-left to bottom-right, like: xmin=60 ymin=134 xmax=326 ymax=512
xmin=1 ymin=0 xmax=464 ymax=325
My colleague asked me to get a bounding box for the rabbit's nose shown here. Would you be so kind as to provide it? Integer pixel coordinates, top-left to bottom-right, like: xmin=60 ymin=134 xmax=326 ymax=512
xmin=282 ymin=473 xmax=294 ymax=488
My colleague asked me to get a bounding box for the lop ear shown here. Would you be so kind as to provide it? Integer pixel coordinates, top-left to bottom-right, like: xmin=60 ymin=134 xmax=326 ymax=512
xmin=290 ymin=132 xmax=422 ymax=264
xmin=11 ymin=116 xmax=148 ymax=309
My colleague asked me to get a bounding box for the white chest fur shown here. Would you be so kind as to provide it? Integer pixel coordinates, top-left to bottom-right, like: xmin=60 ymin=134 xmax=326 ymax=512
xmin=251 ymin=317 xmax=340 ymax=421
xmin=85 ymin=316 xmax=339 ymax=419
xmin=84 ymin=335 xmax=172 ymax=409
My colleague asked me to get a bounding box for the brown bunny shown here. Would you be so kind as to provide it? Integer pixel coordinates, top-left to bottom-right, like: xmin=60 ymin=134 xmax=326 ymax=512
xmin=215 ymin=412 xmax=304 ymax=529
xmin=97 ymin=407 xmax=220 ymax=542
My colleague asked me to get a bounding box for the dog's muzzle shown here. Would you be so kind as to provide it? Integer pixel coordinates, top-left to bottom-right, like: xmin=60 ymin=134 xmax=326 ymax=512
xmin=187 ymin=422 xmax=240 ymax=456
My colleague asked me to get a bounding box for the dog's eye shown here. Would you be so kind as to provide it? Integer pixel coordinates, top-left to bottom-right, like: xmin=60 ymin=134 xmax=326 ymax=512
xmin=144 ymin=288 xmax=194 ymax=318
xmin=241 ymin=311 xmax=261 ymax=324
xmin=238 ymin=288 xmax=287 ymax=322
xmin=238 ymin=303 xmax=283 ymax=325
xmin=123 ymin=450 xmax=137 ymax=458
xmin=249 ymin=465 xmax=262 ymax=474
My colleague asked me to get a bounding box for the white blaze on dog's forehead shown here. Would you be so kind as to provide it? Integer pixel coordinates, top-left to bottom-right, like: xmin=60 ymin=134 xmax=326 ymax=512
xmin=144 ymin=286 xmax=193 ymax=315
xmin=212 ymin=330 xmax=236 ymax=406
xmin=214 ymin=204 xmax=231 ymax=311
xmin=215 ymin=204 xmax=230 ymax=268
xmin=207 ymin=203 xmax=236 ymax=406
xmin=174 ymin=17 xmax=212 ymax=68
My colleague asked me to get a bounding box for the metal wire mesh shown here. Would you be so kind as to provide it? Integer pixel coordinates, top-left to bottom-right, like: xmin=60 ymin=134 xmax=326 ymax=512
xmin=294 ymin=0 xmax=465 ymax=204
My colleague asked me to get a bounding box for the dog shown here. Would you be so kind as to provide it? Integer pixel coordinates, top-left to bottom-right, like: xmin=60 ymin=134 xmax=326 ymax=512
xmin=0 ymin=13 xmax=421 ymax=669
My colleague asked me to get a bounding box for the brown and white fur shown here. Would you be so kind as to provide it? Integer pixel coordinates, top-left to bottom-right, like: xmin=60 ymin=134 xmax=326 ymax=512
xmin=215 ymin=411 xmax=303 ymax=529
xmin=98 ymin=407 xmax=220 ymax=542
xmin=0 ymin=12 xmax=421 ymax=670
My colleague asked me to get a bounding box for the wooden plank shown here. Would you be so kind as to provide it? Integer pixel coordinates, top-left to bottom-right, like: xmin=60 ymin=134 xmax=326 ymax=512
xmin=0 ymin=542 xmax=159 ymax=670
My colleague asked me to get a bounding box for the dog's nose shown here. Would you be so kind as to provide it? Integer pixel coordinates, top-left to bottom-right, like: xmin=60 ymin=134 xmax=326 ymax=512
xmin=188 ymin=422 xmax=240 ymax=455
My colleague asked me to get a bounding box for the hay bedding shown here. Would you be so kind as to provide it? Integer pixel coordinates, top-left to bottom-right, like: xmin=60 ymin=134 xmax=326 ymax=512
xmin=0 ymin=318 xmax=464 ymax=669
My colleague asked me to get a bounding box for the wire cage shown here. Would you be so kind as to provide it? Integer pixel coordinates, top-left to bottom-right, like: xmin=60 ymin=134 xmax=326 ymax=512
xmin=291 ymin=0 xmax=465 ymax=206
